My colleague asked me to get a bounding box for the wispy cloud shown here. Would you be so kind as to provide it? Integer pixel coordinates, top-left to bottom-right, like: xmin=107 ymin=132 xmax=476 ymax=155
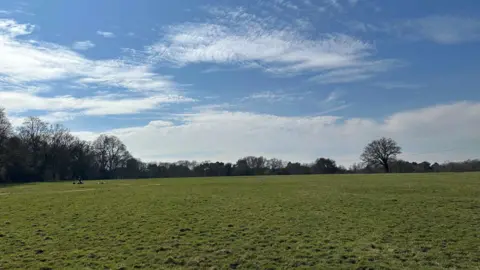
xmin=96 ymin=30 xmax=116 ymax=38
xmin=322 ymin=91 xmax=341 ymax=104
xmin=1 ymin=91 xmax=193 ymax=116
xmin=345 ymin=21 xmax=387 ymax=33
xmin=402 ymin=15 xmax=480 ymax=44
xmin=192 ymin=103 xmax=232 ymax=112
xmin=0 ymin=80 xmax=51 ymax=94
xmin=300 ymin=0 xmax=326 ymax=12
xmin=242 ymin=89 xmax=349 ymax=114
xmin=242 ymin=90 xmax=306 ymax=103
xmin=37 ymin=111 xmax=78 ymax=124
xmin=72 ymin=40 xmax=95 ymax=51
xmin=0 ymin=7 xmax=33 ymax=16
xmin=148 ymin=7 xmax=388 ymax=82
xmin=272 ymin=0 xmax=299 ymax=11
xmin=324 ymin=0 xmax=342 ymax=10
xmin=348 ymin=15 xmax=480 ymax=45
xmin=317 ymin=90 xmax=350 ymax=114
xmin=309 ymin=60 xmax=401 ymax=84
xmin=373 ymin=82 xmax=424 ymax=90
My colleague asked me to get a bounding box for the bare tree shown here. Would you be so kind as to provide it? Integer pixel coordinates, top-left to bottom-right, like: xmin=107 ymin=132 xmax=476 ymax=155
xmin=92 ymin=135 xmax=130 ymax=178
xmin=0 ymin=108 xmax=12 ymax=142
xmin=360 ymin=137 xmax=402 ymax=173
xmin=17 ymin=117 xmax=50 ymax=180
xmin=47 ymin=124 xmax=75 ymax=180
xmin=245 ymin=156 xmax=266 ymax=174
xmin=17 ymin=117 xmax=50 ymax=152
xmin=266 ymin=158 xmax=285 ymax=173
xmin=70 ymin=139 xmax=96 ymax=179
xmin=0 ymin=109 xmax=12 ymax=181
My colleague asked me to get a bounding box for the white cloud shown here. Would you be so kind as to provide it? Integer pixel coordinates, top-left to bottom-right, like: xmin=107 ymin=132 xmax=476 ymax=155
xmin=0 ymin=19 xmax=175 ymax=92
xmin=0 ymin=19 xmax=34 ymax=37
xmin=0 ymin=80 xmax=51 ymax=93
xmin=309 ymin=60 xmax=400 ymax=84
xmin=0 ymin=19 xmax=191 ymax=123
xmin=6 ymin=111 xmax=78 ymax=127
xmin=96 ymin=30 xmax=115 ymax=38
xmin=147 ymin=8 xmax=384 ymax=78
xmin=72 ymin=40 xmax=95 ymax=51
xmin=72 ymin=102 xmax=480 ymax=166
xmin=39 ymin=111 xmax=77 ymax=123
xmin=0 ymin=91 xmax=193 ymax=116
xmin=402 ymin=16 xmax=480 ymax=44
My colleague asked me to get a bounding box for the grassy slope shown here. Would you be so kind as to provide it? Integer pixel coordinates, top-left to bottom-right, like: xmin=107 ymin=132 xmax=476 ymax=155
xmin=1 ymin=173 xmax=479 ymax=269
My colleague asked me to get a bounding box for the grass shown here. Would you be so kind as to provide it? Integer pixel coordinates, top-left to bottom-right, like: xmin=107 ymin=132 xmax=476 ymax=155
xmin=1 ymin=173 xmax=479 ymax=269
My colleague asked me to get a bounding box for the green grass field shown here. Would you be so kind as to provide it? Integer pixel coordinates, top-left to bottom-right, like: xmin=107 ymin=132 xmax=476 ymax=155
xmin=1 ymin=174 xmax=479 ymax=269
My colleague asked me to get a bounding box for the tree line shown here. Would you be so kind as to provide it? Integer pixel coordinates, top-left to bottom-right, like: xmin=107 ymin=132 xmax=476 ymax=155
xmin=0 ymin=109 xmax=479 ymax=183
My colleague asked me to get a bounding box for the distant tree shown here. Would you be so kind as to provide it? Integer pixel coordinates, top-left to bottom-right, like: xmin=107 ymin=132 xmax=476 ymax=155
xmin=17 ymin=117 xmax=50 ymax=181
xmin=92 ymin=135 xmax=130 ymax=178
xmin=245 ymin=156 xmax=267 ymax=175
xmin=265 ymin=158 xmax=285 ymax=174
xmin=360 ymin=137 xmax=402 ymax=173
xmin=70 ymin=139 xmax=96 ymax=180
xmin=123 ymin=157 xmax=145 ymax=178
xmin=2 ymin=108 xmax=480 ymax=182
xmin=225 ymin=163 xmax=233 ymax=176
xmin=233 ymin=158 xmax=250 ymax=176
xmin=431 ymin=162 xmax=441 ymax=172
xmin=169 ymin=161 xmax=193 ymax=177
xmin=47 ymin=124 xmax=75 ymax=180
xmin=348 ymin=162 xmax=364 ymax=173
xmin=0 ymin=109 xmax=13 ymax=182
xmin=0 ymin=108 xmax=12 ymax=142
xmin=390 ymin=160 xmax=414 ymax=173
xmin=337 ymin=165 xmax=347 ymax=174
xmin=441 ymin=159 xmax=480 ymax=172
xmin=285 ymin=162 xmax=311 ymax=175
xmin=417 ymin=161 xmax=432 ymax=173
xmin=2 ymin=136 xmax=31 ymax=182
xmin=177 ymin=160 xmax=197 ymax=171
xmin=312 ymin=158 xmax=338 ymax=174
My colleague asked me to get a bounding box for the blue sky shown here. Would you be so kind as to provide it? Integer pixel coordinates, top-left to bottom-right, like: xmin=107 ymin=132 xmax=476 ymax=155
xmin=1 ymin=0 xmax=480 ymax=165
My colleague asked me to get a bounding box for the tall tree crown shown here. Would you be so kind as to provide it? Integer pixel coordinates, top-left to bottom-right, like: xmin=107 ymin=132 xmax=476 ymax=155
xmin=360 ymin=137 xmax=402 ymax=173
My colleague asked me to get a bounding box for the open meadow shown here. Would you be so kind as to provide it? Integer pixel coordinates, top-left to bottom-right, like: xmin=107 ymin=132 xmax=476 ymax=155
xmin=1 ymin=173 xmax=479 ymax=269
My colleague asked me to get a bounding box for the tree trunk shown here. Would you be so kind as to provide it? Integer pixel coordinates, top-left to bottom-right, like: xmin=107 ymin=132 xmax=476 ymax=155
xmin=383 ymin=162 xmax=390 ymax=173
